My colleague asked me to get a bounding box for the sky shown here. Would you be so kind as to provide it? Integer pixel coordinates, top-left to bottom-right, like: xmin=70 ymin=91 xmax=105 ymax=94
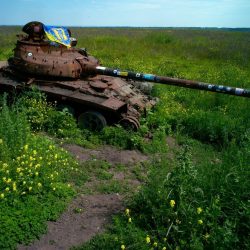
xmin=1 ymin=0 xmax=250 ymax=28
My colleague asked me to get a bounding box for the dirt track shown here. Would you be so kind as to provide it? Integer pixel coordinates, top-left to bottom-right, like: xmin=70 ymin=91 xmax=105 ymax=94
xmin=19 ymin=194 xmax=123 ymax=250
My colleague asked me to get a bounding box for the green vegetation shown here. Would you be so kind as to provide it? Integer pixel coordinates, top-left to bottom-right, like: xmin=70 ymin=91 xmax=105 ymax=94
xmin=0 ymin=97 xmax=81 ymax=249
xmin=0 ymin=27 xmax=249 ymax=249
xmin=81 ymin=143 xmax=250 ymax=250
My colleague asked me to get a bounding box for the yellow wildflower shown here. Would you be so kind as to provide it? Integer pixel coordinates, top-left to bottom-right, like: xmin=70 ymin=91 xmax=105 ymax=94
xmin=16 ymin=168 xmax=22 ymax=173
xmin=125 ymin=208 xmax=130 ymax=216
xmin=162 ymin=247 xmax=167 ymax=250
xmin=0 ymin=193 xmax=4 ymax=199
xmin=198 ymin=219 xmax=203 ymax=225
xmin=6 ymin=178 xmax=11 ymax=183
xmin=146 ymin=235 xmax=151 ymax=244
xmin=13 ymin=182 xmax=17 ymax=191
xmin=197 ymin=207 xmax=203 ymax=214
xmin=121 ymin=245 xmax=125 ymax=250
xmin=35 ymin=172 xmax=39 ymax=176
xmin=153 ymin=242 xmax=158 ymax=247
xmin=0 ymin=138 xmax=3 ymax=144
xmin=35 ymin=164 xmax=41 ymax=169
xmin=3 ymin=163 xmax=8 ymax=168
xmin=28 ymin=186 xmax=32 ymax=191
xmin=170 ymin=199 xmax=175 ymax=208
xmin=5 ymin=187 xmax=10 ymax=192
xmin=33 ymin=150 xmax=37 ymax=155
xmin=24 ymin=144 xmax=28 ymax=151
xmin=128 ymin=217 xmax=132 ymax=223
xmin=38 ymin=183 xmax=42 ymax=188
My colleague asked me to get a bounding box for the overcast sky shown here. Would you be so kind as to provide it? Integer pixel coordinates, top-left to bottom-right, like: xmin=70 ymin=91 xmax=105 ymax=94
xmin=1 ymin=0 xmax=250 ymax=27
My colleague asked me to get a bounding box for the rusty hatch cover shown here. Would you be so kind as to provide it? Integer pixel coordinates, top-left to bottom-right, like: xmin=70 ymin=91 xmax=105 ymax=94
xmin=89 ymin=81 xmax=108 ymax=90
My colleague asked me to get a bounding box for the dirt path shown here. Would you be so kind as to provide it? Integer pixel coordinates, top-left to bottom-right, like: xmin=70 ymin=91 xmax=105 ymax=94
xmin=63 ymin=144 xmax=148 ymax=166
xmin=19 ymin=194 xmax=123 ymax=250
xmin=18 ymin=144 xmax=149 ymax=250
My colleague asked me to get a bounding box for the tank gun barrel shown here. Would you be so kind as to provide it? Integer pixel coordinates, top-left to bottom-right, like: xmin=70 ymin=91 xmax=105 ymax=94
xmin=93 ymin=66 xmax=250 ymax=98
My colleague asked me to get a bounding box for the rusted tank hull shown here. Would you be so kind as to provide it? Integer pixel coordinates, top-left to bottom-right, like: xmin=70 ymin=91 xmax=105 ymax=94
xmin=0 ymin=62 xmax=155 ymax=130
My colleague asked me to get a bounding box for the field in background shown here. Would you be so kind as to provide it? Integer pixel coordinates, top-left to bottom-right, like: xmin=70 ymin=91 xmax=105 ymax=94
xmin=0 ymin=27 xmax=249 ymax=249
xmin=73 ymin=27 xmax=250 ymax=145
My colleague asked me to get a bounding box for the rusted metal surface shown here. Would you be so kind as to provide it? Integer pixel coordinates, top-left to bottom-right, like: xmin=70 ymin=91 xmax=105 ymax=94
xmin=9 ymin=40 xmax=97 ymax=79
xmin=0 ymin=62 xmax=152 ymax=130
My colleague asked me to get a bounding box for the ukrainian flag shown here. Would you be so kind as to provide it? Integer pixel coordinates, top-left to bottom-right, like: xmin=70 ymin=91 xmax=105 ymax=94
xmin=43 ymin=25 xmax=71 ymax=47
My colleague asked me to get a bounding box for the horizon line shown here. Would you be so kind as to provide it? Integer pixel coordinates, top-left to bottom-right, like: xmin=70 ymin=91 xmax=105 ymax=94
xmin=0 ymin=24 xmax=250 ymax=29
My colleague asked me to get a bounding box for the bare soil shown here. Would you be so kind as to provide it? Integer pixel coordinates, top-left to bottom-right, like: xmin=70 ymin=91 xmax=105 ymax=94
xmin=63 ymin=144 xmax=148 ymax=166
xmin=19 ymin=194 xmax=123 ymax=250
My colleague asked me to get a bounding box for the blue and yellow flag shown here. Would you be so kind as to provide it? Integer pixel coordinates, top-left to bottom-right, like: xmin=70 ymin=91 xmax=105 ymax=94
xmin=43 ymin=25 xmax=71 ymax=47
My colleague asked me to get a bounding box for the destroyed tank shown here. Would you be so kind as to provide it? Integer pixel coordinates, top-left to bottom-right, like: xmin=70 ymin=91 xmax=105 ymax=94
xmin=0 ymin=21 xmax=249 ymax=131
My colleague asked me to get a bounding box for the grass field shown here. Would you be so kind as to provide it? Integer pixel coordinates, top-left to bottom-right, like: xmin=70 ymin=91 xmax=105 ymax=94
xmin=0 ymin=26 xmax=249 ymax=249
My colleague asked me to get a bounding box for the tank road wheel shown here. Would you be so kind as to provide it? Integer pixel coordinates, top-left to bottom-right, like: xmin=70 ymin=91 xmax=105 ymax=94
xmin=119 ymin=116 xmax=140 ymax=131
xmin=78 ymin=111 xmax=107 ymax=131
